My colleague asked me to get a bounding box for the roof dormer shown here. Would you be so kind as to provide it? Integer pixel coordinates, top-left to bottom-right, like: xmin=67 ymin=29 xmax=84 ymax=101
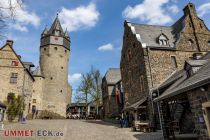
xmin=157 ymin=33 xmax=169 ymax=46
xmin=184 ymin=59 xmax=207 ymax=77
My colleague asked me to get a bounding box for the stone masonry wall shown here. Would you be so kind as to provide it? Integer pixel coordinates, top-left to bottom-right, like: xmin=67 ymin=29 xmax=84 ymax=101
xmin=187 ymin=86 xmax=210 ymax=140
xmin=40 ymin=44 xmax=70 ymax=117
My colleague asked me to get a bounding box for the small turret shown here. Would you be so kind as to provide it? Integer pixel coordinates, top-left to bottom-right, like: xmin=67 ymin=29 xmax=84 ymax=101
xmin=64 ymin=29 xmax=70 ymax=39
xmin=41 ymin=27 xmax=48 ymax=37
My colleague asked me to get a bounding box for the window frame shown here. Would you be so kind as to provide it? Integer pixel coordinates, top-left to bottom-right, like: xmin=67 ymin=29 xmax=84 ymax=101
xmin=10 ymin=73 xmax=18 ymax=84
xmin=171 ymin=56 xmax=178 ymax=68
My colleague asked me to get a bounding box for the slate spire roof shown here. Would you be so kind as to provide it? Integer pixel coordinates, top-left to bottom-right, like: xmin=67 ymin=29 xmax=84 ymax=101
xmin=41 ymin=26 xmax=48 ymax=37
xmin=48 ymin=15 xmax=64 ymax=36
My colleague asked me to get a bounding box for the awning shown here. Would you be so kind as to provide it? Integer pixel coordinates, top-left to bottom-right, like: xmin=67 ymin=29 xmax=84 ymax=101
xmin=124 ymin=97 xmax=147 ymax=111
xmin=0 ymin=101 xmax=6 ymax=109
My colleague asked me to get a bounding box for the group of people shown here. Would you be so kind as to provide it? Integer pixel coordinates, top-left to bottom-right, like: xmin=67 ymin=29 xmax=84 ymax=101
xmin=119 ymin=112 xmax=134 ymax=128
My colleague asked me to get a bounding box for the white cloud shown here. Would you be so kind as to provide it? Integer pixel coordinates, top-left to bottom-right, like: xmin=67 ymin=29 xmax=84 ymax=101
xmin=11 ymin=23 xmax=28 ymax=32
xmin=168 ymin=5 xmax=179 ymax=14
xmin=59 ymin=2 xmax=100 ymax=32
xmin=0 ymin=0 xmax=40 ymax=32
xmin=68 ymin=73 xmax=82 ymax=84
xmin=98 ymin=43 xmax=114 ymax=51
xmin=122 ymin=0 xmax=174 ymax=25
xmin=198 ymin=3 xmax=210 ymax=17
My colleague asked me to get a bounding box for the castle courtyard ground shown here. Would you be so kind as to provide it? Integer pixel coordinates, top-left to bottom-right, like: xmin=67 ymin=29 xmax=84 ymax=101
xmin=0 ymin=119 xmax=163 ymax=140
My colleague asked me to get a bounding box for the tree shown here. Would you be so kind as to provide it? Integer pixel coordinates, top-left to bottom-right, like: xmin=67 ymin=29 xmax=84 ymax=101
xmin=90 ymin=67 xmax=102 ymax=116
xmin=0 ymin=0 xmax=23 ymax=38
xmin=76 ymin=73 xmax=93 ymax=116
xmin=5 ymin=92 xmax=24 ymax=121
xmin=75 ymin=66 xmax=103 ymax=117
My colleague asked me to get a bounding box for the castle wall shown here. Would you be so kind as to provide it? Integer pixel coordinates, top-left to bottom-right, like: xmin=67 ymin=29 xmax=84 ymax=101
xmin=31 ymin=76 xmax=44 ymax=111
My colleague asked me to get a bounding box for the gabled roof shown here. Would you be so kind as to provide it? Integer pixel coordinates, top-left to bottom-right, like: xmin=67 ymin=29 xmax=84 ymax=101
xmin=155 ymin=57 xmax=210 ymax=101
xmin=129 ymin=23 xmax=176 ymax=48
xmin=104 ymin=68 xmax=121 ymax=85
xmin=0 ymin=42 xmax=35 ymax=81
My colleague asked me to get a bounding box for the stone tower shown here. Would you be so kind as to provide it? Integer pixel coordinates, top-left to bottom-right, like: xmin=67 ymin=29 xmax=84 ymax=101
xmin=40 ymin=16 xmax=71 ymax=117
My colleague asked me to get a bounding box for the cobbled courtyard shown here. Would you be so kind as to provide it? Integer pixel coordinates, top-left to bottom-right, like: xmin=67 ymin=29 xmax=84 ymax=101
xmin=0 ymin=119 xmax=163 ymax=140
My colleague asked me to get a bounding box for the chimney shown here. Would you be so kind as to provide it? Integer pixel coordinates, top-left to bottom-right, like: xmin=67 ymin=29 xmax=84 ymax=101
xmin=6 ymin=40 xmax=14 ymax=47
xmin=192 ymin=53 xmax=203 ymax=60
xmin=183 ymin=3 xmax=197 ymax=16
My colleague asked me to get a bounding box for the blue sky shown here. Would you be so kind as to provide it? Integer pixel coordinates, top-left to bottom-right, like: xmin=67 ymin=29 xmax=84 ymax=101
xmin=1 ymin=0 xmax=210 ymax=102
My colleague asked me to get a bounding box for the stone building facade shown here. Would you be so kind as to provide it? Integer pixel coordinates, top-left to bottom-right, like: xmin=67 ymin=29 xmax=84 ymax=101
xmin=0 ymin=40 xmax=35 ymax=118
xmin=155 ymin=53 xmax=210 ymax=139
xmin=102 ymin=68 xmax=121 ymax=118
xmin=120 ymin=3 xmax=210 ymax=126
xmin=31 ymin=16 xmax=72 ymax=117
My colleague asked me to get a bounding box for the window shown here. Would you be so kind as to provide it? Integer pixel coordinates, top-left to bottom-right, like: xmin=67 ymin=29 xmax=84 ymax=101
xmin=139 ymin=75 xmax=144 ymax=93
xmin=200 ymin=23 xmax=203 ymax=29
xmin=44 ymin=48 xmax=46 ymax=51
xmin=32 ymin=99 xmax=36 ymax=103
xmin=11 ymin=61 xmax=19 ymax=66
xmin=171 ymin=56 xmax=177 ymax=68
xmin=10 ymin=73 xmax=18 ymax=84
xmin=158 ymin=33 xmax=169 ymax=46
xmin=50 ymin=77 xmax=53 ymax=80
xmin=133 ymin=43 xmax=136 ymax=48
xmin=61 ymin=66 xmax=63 ymax=69
xmin=188 ymin=39 xmax=194 ymax=46
xmin=54 ymin=47 xmax=57 ymax=50
xmin=208 ymin=40 xmax=210 ymax=46
xmin=60 ymin=90 xmax=63 ymax=93
xmin=65 ymin=50 xmax=67 ymax=53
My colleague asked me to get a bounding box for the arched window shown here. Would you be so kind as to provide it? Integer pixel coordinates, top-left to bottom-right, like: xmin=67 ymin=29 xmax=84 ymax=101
xmin=208 ymin=40 xmax=210 ymax=46
xmin=158 ymin=33 xmax=169 ymax=46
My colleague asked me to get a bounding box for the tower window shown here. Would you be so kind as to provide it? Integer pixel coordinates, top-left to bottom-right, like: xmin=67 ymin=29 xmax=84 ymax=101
xmin=44 ymin=48 xmax=46 ymax=51
xmin=61 ymin=66 xmax=63 ymax=69
xmin=200 ymin=23 xmax=203 ymax=29
xmin=60 ymin=90 xmax=62 ymax=93
xmin=33 ymin=99 xmax=36 ymax=103
xmin=171 ymin=56 xmax=177 ymax=68
xmin=10 ymin=73 xmax=18 ymax=84
xmin=65 ymin=50 xmax=67 ymax=53
xmin=188 ymin=39 xmax=194 ymax=46
xmin=50 ymin=77 xmax=53 ymax=80
xmin=11 ymin=61 xmax=19 ymax=66
xmin=54 ymin=47 xmax=57 ymax=50
xmin=208 ymin=40 xmax=210 ymax=46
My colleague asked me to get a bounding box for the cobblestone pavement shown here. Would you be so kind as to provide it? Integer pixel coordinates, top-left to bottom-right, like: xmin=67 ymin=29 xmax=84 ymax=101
xmin=0 ymin=119 xmax=163 ymax=140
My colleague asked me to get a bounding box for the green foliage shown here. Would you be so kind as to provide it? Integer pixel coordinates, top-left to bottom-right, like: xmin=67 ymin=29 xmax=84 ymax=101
xmin=76 ymin=66 xmax=102 ymax=115
xmin=5 ymin=93 xmax=24 ymax=122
